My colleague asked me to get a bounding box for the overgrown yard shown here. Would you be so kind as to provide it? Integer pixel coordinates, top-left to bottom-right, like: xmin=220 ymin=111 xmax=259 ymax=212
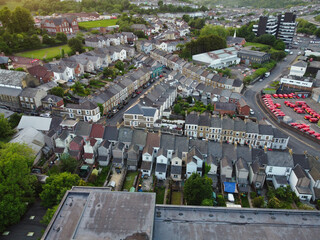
xmin=79 ymin=19 xmax=118 ymax=29
xmin=244 ymin=42 xmax=282 ymax=53
xmin=171 ymin=191 xmax=182 ymax=205
xmin=88 ymin=166 xmax=111 ymax=187
xmin=155 ymin=187 xmax=166 ymax=204
xmin=123 ymin=171 xmax=138 ymax=191
xmin=241 ymin=195 xmax=250 ymax=208
xmin=15 ymin=44 xmax=72 ymax=60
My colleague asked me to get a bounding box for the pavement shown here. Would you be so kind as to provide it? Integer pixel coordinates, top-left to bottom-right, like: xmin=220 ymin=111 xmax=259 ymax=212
xmin=0 ymin=199 xmax=46 ymax=240
xmin=244 ymin=47 xmax=320 ymax=157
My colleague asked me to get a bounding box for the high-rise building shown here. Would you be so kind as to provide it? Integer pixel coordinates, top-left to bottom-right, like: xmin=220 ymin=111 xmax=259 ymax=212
xmin=253 ymin=12 xmax=297 ymax=47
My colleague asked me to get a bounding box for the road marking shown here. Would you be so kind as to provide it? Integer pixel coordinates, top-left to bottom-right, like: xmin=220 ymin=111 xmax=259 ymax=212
xmin=254 ymin=94 xmax=320 ymax=151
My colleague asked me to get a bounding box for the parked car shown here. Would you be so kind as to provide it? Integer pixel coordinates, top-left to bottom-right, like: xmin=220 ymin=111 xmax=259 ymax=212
xmin=309 ymin=118 xmax=319 ymax=123
xmin=250 ymin=109 xmax=255 ymax=115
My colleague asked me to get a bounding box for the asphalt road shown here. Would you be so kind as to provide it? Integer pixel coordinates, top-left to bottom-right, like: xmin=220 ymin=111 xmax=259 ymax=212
xmin=244 ymin=49 xmax=320 ymax=157
xmin=103 ymin=76 xmax=165 ymax=126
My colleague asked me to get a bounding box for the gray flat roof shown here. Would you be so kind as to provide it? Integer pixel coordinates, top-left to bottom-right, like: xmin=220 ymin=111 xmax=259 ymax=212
xmin=43 ymin=189 xmax=320 ymax=240
xmin=154 ymin=205 xmax=320 ymax=240
xmin=42 ymin=188 xmax=156 ymax=240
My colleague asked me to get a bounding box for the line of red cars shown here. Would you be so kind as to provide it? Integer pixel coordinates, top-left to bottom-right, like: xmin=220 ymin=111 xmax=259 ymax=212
xmin=284 ymin=100 xmax=319 ymax=123
xmin=289 ymin=122 xmax=320 ymax=140
xmin=273 ymin=93 xmax=304 ymax=99
xmin=262 ymin=94 xmax=285 ymax=117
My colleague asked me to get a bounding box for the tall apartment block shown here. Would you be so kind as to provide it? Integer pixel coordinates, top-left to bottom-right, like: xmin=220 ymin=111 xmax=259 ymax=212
xmin=253 ymin=12 xmax=297 ymax=47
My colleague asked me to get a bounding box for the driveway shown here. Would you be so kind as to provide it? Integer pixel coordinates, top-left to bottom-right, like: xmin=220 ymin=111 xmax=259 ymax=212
xmin=108 ymin=167 xmax=126 ymax=191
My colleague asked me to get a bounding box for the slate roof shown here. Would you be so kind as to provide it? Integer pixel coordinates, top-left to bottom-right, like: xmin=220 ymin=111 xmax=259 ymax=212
xmin=156 ymin=163 xmax=167 ymax=173
xmin=273 ymin=128 xmax=288 ymax=139
xmin=160 ymin=134 xmax=175 ymax=152
xmin=246 ymin=120 xmax=259 ymax=133
xmin=42 ymin=94 xmax=63 ymax=103
xmin=118 ymin=127 xmax=133 ymax=144
xmin=210 ymin=116 xmax=222 ymax=128
xmin=274 ymin=175 xmax=288 ymax=185
xmin=189 ymin=139 xmax=207 ymax=156
xmin=259 ymin=124 xmax=273 ymax=135
xmin=208 ymin=142 xmax=223 ymax=159
xmin=215 ymin=102 xmax=236 ymax=111
xmin=293 ymin=154 xmax=310 ymax=171
xmin=293 ymin=164 xmax=308 ymax=179
xmin=198 ymin=113 xmax=210 ymax=127
xmin=234 ymin=118 xmax=246 ymax=132
xmin=132 ymin=129 xmax=147 ymax=147
xmin=292 ymin=61 xmax=307 ymax=68
xmin=71 ymin=135 xmax=83 ymax=145
xmin=221 ymin=156 xmax=233 ymax=168
xmin=103 ymin=126 xmax=118 ymax=142
xmin=187 ymin=146 xmax=203 ymax=164
xmin=174 ymin=136 xmax=189 ymax=158
xmin=58 ymin=130 xmax=69 ymax=141
xmin=171 ymin=165 xmax=182 ymax=175
xmin=75 ymin=121 xmax=92 ymax=137
xmin=66 ymin=100 xmax=98 ymax=110
xmin=222 ymin=116 xmax=234 ymax=130
xmin=0 ymin=69 xmax=28 ymax=87
xmin=125 ymin=104 xmax=157 ymax=117
xmin=236 ymin=158 xmax=249 ymax=171
xmin=266 ymin=151 xmax=293 ymax=168
xmin=141 ymin=161 xmax=152 ymax=170
xmin=185 ymin=112 xmax=199 ymax=125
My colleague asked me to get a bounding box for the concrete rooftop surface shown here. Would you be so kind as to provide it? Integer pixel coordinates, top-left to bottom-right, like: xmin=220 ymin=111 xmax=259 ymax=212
xmin=42 ymin=187 xmax=320 ymax=240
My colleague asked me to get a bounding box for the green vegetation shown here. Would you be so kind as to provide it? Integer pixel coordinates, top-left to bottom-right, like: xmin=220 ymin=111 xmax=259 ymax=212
xmin=216 ymin=194 xmax=226 ymax=206
xmin=123 ymin=171 xmax=138 ymax=191
xmin=241 ymin=195 xmax=250 ymax=208
xmin=59 ymin=153 xmax=79 ymax=173
xmin=40 ymin=172 xmax=80 ymax=208
xmin=88 ymin=166 xmax=111 ymax=187
xmin=179 ymin=34 xmax=226 ymax=59
xmin=15 ymin=44 xmax=72 ymax=60
xmin=89 ymin=79 xmax=106 ymax=89
xmin=267 ymin=185 xmax=300 ymax=209
xmin=315 ymin=15 xmax=320 ymax=23
xmin=252 ymin=196 xmax=265 ymax=208
xmin=49 ymin=86 xmax=65 ymax=98
xmin=155 ymin=187 xmax=166 ymax=204
xmin=297 ymin=19 xmax=320 ymax=37
xmin=171 ymin=191 xmax=182 ymax=205
xmin=0 ymin=143 xmax=37 ymax=232
xmin=79 ymin=19 xmax=118 ymax=29
xmin=0 ymin=113 xmax=15 ymax=141
xmin=0 ymin=0 xmax=23 ymax=10
xmin=71 ymin=81 xmax=91 ymax=97
xmin=41 ymin=205 xmax=58 ymax=225
xmin=173 ymin=97 xmax=214 ymax=116
xmin=184 ymin=173 xmax=213 ymax=205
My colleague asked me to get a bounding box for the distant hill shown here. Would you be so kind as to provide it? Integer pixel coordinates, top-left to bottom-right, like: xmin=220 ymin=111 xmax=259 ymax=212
xmin=201 ymin=0 xmax=308 ymax=9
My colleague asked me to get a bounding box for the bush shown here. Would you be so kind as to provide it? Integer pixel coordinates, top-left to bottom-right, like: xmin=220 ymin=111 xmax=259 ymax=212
xmin=250 ymin=192 xmax=257 ymax=199
xmin=252 ymin=196 xmax=264 ymax=208
xmin=217 ymin=194 xmax=226 ymax=207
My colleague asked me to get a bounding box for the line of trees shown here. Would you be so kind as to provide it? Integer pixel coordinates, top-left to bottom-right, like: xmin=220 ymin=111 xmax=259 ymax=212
xmin=297 ymin=19 xmax=320 ymax=37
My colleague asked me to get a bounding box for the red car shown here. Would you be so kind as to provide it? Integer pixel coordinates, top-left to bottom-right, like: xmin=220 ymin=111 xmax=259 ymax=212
xmin=309 ymin=118 xmax=319 ymax=123
xmin=283 ymin=94 xmax=288 ymax=98
xmin=296 ymin=109 xmax=305 ymax=114
xmin=275 ymin=103 xmax=281 ymax=108
xmin=278 ymin=94 xmax=284 ymax=98
xmin=273 ymin=94 xmax=278 ymax=98
xmin=304 ymin=115 xmax=312 ymax=120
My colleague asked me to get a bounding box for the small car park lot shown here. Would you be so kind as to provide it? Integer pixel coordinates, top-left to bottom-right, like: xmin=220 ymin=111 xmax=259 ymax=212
xmin=271 ymin=97 xmax=320 ymax=133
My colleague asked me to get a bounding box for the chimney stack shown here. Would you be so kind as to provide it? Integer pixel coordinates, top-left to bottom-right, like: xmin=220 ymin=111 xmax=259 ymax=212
xmin=264 ymin=145 xmax=267 ymax=153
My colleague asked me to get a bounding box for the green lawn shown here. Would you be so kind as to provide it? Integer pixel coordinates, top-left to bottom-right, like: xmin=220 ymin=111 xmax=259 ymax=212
xmin=15 ymin=45 xmax=72 ymax=60
xmin=79 ymin=19 xmax=118 ymax=29
xmin=123 ymin=171 xmax=138 ymax=190
xmin=155 ymin=187 xmax=165 ymax=204
xmin=171 ymin=192 xmax=182 ymax=205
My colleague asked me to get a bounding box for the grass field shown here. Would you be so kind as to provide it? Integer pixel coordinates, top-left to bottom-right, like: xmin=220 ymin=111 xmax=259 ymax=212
xmin=171 ymin=192 xmax=182 ymax=205
xmin=244 ymin=42 xmax=282 ymax=53
xmin=123 ymin=172 xmax=138 ymax=190
xmin=15 ymin=45 xmax=72 ymax=60
xmin=79 ymin=19 xmax=118 ymax=29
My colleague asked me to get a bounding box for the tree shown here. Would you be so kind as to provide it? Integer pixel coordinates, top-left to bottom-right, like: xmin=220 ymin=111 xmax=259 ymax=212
xmin=184 ymin=173 xmax=213 ymax=205
xmin=273 ymin=39 xmax=285 ymax=50
xmin=252 ymin=196 xmax=264 ymax=208
xmin=49 ymin=86 xmax=64 ymax=98
xmin=41 ymin=205 xmax=58 ymax=225
xmin=115 ymin=61 xmax=125 ymax=71
xmin=0 ymin=113 xmax=15 ymax=139
xmin=182 ymin=14 xmax=190 ymax=23
xmin=8 ymin=113 xmax=22 ymax=129
xmin=10 ymin=7 xmax=35 ymax=33
xmin=40 ymin=172 xmax=80 ymax=208
xmin=134 ymin=30 xmax=146 ymax=39
xmin=103 ymin=67 xmax=115 ymax=78
xmin=217 ymin=194 xmax=226 ymax=206
xmin=204 ymin=162 xmax=211 ymax=175
xmin=68 ymin=37 xmax=84 ymax=54
xmin=173 ymin=103 xmax=182 ymax=114
xmin=0 ymin=143 xmax=37 ymax=232
xmin=256 ymin=34 xmax=276 ymax=46
xmin=59 ymin=153 xmax=78 ymax=173
xmin=267 ymin=196 xmax=281 ymax=208
xmin=56 ymin=32 xmax=67 ymax=43
xmin=186 ymin=96 xmax=193 ymax=104
xmin=42 ymin=34 xmax=56 ymax=46
xmin=200 ymin=25 xmax=228 ymax=39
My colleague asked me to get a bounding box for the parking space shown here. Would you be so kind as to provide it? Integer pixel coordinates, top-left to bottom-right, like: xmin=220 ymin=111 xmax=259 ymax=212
xmin=271 ymin=97 xmax=320 ymax=133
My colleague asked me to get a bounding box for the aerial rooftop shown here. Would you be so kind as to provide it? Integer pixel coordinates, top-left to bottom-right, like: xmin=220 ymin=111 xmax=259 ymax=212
xmin=43 ymin=187 xmax=320 ymax=240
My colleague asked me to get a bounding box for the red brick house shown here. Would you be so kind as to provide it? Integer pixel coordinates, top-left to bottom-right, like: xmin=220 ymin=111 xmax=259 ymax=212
xmin=237 ymin=98 xmax=250 ymax=116
xmin=69 ymin=135 xmax=84 ymax=153
xmin=41 ymin=17 xmax=79 ymax=35
xmin=27 ymin=65 xmax=53 ymax=83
